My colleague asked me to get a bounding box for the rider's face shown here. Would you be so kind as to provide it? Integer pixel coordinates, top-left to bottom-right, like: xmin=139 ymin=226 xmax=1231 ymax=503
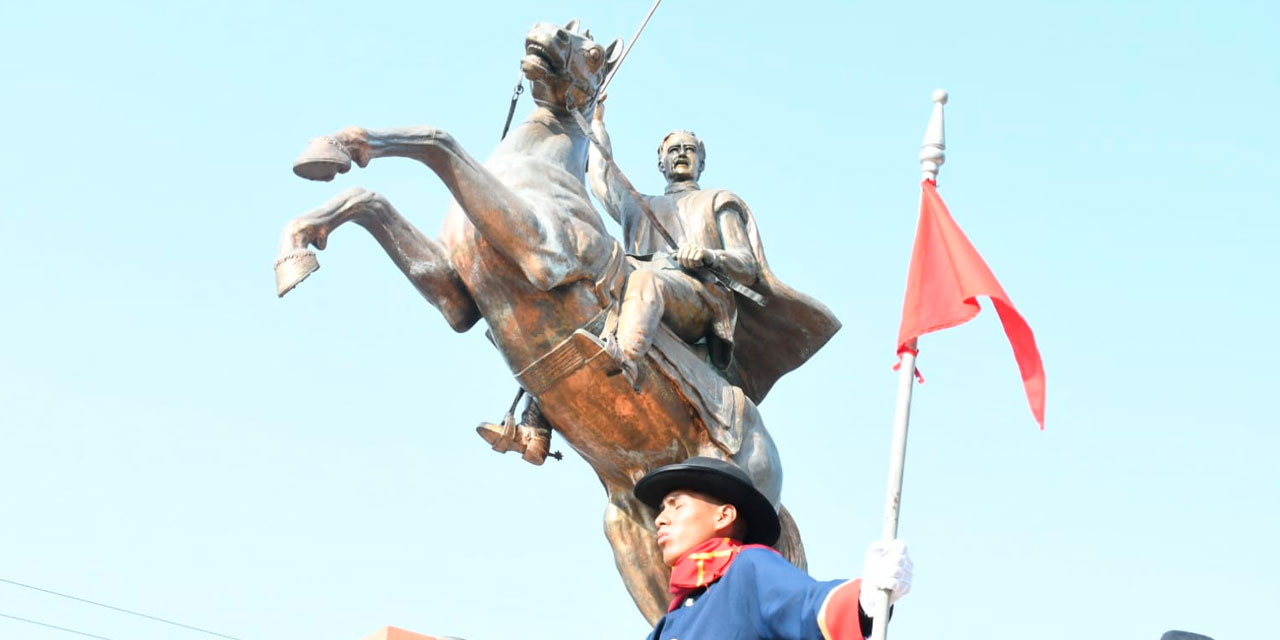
xmin=653 ymin=489 xmax=737 ymax=566
xmin=659 ymin=133 xmax=701 ymax=183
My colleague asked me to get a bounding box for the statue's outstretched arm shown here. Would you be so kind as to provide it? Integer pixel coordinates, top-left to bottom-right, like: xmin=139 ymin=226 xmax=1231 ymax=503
xmin=587 ymin=107 xmax=644 ymax=229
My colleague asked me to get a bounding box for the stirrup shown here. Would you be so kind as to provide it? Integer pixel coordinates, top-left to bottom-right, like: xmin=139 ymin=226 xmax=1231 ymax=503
xmin=476 ymin=410 xmax=522 ymax=454
xmin=475 ymin=412 xmax=556 ymax=466
xmin=519 ymin=425 xmax=553 ymax=465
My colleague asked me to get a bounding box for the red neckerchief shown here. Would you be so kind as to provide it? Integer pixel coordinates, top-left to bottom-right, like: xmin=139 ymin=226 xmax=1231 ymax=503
xmin=667 ymin=537 xmax=774 ymax=612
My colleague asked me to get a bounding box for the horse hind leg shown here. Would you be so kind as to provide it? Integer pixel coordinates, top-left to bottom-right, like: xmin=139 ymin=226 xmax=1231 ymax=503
xmin=602 ymin=486 xmax=670 ymax=625
xmin=717 ymin=397 xmax=808 ymax=571
xmin=774 ymin=504 xmax=808 ymax=572
xmin=275 ymin=187 xmax=481 ymax=332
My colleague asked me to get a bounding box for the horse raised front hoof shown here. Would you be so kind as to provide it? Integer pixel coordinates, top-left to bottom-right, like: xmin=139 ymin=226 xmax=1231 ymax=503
xmin=275 ymin=249 xmax=320 ymax=297
xmin=293 ymin=136 xmax=352 ymax=182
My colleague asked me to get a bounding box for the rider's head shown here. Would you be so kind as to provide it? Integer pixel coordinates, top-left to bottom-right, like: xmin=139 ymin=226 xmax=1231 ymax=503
xmin=634 ymin=457 xmax=780 ymax=566
xmin=657 ymin=130 xmax=706 ymax=183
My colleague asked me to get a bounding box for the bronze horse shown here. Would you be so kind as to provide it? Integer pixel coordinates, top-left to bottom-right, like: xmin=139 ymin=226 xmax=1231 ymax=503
xmin=274 ymin=19 xmax=804 ymax=623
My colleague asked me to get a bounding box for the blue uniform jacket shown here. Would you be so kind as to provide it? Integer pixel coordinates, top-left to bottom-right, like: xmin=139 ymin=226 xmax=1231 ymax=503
xmin=645 ymin=548 xmax=868 ymax=640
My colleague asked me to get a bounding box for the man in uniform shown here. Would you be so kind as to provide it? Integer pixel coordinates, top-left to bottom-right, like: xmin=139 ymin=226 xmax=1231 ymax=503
xmin=633 ymin=457 xmax=912 ymax=639
xmin=588 ymin=102 xmax=839 ymax=402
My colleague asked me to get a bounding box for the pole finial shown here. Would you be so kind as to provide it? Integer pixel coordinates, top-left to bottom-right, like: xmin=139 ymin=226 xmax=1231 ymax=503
xmin=921 ymin=88 xmax=947 ymax=182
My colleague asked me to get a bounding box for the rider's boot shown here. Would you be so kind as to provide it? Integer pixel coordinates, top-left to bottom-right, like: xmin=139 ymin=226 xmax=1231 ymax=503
xmin=600 ymin=331 xmax=640 ymax=391
xmin=516 ymin=400 xmax=553 ymax=465
xmin=475 ymin=400 xmax=555 ymax=466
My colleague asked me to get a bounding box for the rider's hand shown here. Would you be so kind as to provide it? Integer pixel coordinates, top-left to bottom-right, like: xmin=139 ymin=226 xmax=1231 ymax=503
xmin=858 ymin=539 xmax=912 ymax=617
xmin=676 ymin=244 xmax=716 ymax=270
xmin=594 ymin=92 xmax=608 ymax=122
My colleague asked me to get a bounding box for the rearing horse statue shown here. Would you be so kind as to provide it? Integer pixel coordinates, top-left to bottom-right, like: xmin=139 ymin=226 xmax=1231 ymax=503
xmin=274 ymin=19 xmax=805 ymax=623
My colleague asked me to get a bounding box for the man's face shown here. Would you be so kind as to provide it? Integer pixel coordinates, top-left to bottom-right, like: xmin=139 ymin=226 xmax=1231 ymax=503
xmin=653 ymin=489 xmax=735 ymax=566
xmin=659 ymin=132 xmax=701 ymax=183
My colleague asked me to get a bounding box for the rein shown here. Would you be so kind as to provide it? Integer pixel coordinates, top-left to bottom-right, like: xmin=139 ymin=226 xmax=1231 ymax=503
xmin=500 ymin=71 xmax=525 ymax=140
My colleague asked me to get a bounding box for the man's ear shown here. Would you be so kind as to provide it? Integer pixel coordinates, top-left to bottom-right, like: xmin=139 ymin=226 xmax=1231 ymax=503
xmin=715 ymin=503 xmax=739 ymax=534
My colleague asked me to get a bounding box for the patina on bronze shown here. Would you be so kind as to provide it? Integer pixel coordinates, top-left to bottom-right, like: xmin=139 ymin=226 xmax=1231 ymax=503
xmin=275 ymin=19 xmax=815 ymax=623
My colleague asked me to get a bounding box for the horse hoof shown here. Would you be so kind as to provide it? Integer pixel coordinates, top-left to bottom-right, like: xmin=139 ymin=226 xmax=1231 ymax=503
xmin=292 ymin=136 xmax=352 ymax=181
xmin=275 ymin=249 xmax=320 ymax=297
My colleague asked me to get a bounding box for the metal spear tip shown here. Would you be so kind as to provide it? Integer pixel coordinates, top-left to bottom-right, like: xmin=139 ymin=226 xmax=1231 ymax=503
xmin=932 ymin=88 xmax=949 ymax=105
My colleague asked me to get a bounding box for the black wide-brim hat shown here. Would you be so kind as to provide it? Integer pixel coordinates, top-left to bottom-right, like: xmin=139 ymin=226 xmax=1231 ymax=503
xmin=633 ymin=456 xmax=781 ymax=546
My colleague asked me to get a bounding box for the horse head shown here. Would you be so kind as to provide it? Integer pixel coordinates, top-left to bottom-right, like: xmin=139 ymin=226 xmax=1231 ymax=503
xmin=522 ymin=19 xmax=622 ymax=113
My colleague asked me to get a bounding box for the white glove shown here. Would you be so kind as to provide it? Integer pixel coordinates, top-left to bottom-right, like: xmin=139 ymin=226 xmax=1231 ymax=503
xmin=858 ymin=539 xmax=913 ymax=616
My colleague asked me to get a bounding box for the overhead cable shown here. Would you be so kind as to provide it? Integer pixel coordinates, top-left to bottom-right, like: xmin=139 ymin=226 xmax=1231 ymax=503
xmin=0 ymin=577 xmax=243 ymax=640
xmin=0 ymin=611 xmax=118 ymax=640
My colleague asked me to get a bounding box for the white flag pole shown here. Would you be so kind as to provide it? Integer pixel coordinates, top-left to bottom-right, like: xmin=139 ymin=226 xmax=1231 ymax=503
xmin=869 ymin=88 xmax=947 ymax=640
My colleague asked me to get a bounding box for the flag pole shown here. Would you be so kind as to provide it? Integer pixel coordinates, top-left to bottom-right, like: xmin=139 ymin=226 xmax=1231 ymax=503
xmin=870 ymin=88 xmax=947 ymax=640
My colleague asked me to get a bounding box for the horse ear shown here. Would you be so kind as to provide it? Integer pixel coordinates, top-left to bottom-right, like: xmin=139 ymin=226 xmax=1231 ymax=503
xmin=605 ymin=38 xmax=624 ymax=66
xmin=564 ymin=18 xmax=580 ymax=32
xmin=582 ymin=29 xmax=592 ymax=40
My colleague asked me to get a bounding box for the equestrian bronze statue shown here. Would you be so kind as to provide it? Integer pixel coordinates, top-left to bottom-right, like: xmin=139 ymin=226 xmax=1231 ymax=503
xmin=273 ymin=18 xmax=836 ymax=623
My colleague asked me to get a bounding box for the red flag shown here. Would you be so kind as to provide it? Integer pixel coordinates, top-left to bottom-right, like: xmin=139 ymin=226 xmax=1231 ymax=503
xmin=897 ymin=180 xmax=1046 ymax=429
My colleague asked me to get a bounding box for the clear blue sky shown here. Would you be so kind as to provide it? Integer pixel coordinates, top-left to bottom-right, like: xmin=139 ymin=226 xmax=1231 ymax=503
xmin=1 ymin=1 xmax=1276 ymax=639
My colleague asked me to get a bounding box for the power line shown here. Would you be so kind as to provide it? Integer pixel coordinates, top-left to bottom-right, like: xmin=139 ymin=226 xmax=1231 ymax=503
xmin=0 ymin=611 xmax=118 ymax=640
xmin=0 ymin=577 xmax=243 ymax=640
